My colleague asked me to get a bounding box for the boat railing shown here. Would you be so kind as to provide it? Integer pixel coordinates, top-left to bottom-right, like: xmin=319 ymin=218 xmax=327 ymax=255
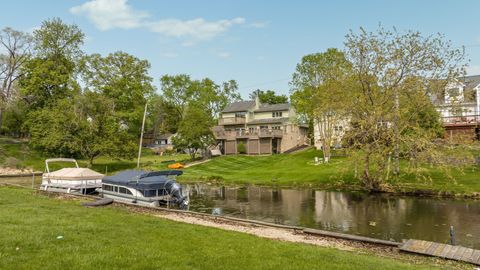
xmin=45 ymin=158 xmax=79 ymax=173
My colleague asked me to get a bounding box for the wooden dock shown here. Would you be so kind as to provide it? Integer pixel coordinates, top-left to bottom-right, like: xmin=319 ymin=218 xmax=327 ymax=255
xmin=400 ymin=239 xmax=480 ymax=265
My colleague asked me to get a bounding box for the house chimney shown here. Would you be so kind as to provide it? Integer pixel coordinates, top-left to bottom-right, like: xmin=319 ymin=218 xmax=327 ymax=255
xmin=255 ymin=92 xmax=261 ymax=109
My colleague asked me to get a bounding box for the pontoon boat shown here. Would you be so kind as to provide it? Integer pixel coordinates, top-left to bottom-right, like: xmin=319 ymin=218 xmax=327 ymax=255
xmin=41 ymin=158 xmax=104 ymax=194
xmin=101 ymin=170 xmax=188 ymax=209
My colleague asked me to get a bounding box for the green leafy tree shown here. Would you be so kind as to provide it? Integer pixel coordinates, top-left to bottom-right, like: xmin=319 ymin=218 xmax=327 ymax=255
xmin=73 ymin=92 xmax=136 ymax=165
xmin=0 ymin=27 xmax=33 ymax=132
xmin=249 ymin=89 xmax=288 ymax=104
xmin=27 ymin=93 xmax=136 ymax=165
xmin=80 ymin=51 xmax=155 ymax=136
xmin=148 ymin=94 xmax=182 ymax=134
xmin=20 ymin=18 xmax=83 ymax=111
xmin=291 ymin=48 xmax=352 ymax=163
xmin=173 ymin=104 xmax=215 ymax=159
xmin=343 ymin=27 xmax=466 ymax=190
xmin=160 ymin=74 xmax=241 ymax=121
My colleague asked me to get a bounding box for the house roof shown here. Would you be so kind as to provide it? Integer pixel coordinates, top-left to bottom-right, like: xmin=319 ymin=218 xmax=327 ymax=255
xmin=255 ymin=103 xmax=290 ymax=112
xmin=458 ymin=75 xmax=480 ymax=90
xmin=157 ymin=133 xmax=174 ymax=140
xmin=222 ymin=100 xmax=255 ymax=113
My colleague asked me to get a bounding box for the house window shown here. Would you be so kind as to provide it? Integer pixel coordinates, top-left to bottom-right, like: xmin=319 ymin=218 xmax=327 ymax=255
xmin=334 ymin=126 xmax=343 ymax=132
xmin=272 ymin=126 xmax=281 ymax=130
xmin=447 ymin=88 xmax=460 ymax=97
xmin=248 ymin=127 xmax=256 ymax=134
xmin=260 ymin=125 xmax=268 ymax=130
xmin=235 ymin=112 xmax=246 ymax=118
xmin=272 ymin=111 xmax=283 ymax=118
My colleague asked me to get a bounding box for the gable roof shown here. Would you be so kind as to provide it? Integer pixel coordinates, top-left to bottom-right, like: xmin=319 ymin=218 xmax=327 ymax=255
xmin=222 ymin=100 xmax=255 ymax=113
xmin=255 ymin=103 xmax=290 ymax=112
xmin=459 ymin=75 xmax=480 ymax=90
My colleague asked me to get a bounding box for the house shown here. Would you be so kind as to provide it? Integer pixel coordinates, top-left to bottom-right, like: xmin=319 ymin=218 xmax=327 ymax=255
xmin=313 ymin=118 xmax=349 ymax=150
xmin=433 ymin=75 xmax=480 ymax=141
xmin=214 ymin=97 xmax=309 ymax=155
xmin=312 ymin=75 xmax=480 ymax=149
xmin=142 ymin=132 xmax=175 ymax=150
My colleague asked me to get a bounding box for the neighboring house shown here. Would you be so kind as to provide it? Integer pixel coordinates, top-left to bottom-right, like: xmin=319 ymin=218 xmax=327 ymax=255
xmin=214 ymin=97 xmax=309 ymax=155
xmin=313 ymin=118 xmax=349 ymax=150
xmin=143 ymin=132 xmax=175 ymax=150
xmin=433 ymin=75 xmax=480 ymax=140
xmin=312 ymin=75 xmax=480 ymax=148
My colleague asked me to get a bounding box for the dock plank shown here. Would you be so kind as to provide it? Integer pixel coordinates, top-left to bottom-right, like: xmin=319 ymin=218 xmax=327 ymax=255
xmin=399 ymin=239 xmax=480 ymax=266
xmin=446 ymin=245 xmax=460 ymax=259
xmin=461 ymin=248 xmax=474 ymax=262
xmin=472 ymin=250 xmax=480 ymax=265
xmin=432 ymin=244 xmax=446 ymax=257
xmin=439 ymin=244 xmax=451 ymax=258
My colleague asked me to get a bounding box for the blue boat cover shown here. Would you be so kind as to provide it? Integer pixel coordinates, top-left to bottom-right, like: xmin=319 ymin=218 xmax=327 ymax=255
xmin=102 ymin=170 xmax=182 ymax=190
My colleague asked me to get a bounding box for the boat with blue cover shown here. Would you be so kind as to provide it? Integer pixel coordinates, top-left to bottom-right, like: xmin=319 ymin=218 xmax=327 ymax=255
xmin=101 ymin=170 xmax=188 ymax=209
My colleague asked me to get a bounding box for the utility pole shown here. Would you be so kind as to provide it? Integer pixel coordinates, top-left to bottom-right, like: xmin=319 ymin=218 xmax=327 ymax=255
xmin=137 ymin=102 xmax=148 ymax=169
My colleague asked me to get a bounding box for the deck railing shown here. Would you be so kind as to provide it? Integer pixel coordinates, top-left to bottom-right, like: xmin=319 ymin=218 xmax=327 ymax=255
xmin=214 ymin=128 xmax=283 ymax=139
xmin=218 ymin=117 xmax=246 ymax=125
xmin=441 ymin=115 xmax=480 ymax=125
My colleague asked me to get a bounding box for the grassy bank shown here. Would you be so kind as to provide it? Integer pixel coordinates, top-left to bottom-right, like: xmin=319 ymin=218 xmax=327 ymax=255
xmin=0 ymin=186 xmax=456 ymax=269
xmin=181 ymin=148 xmax=480 ymax=195
xmin=0 ymin=137 xmax=189 ymax=173
xmin=1 ymin=137 xmax=479 ymax=195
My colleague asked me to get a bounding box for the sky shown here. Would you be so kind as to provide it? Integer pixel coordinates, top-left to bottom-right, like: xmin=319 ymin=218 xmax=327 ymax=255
xmin=1 ymin=0 xmax=480 ymax=98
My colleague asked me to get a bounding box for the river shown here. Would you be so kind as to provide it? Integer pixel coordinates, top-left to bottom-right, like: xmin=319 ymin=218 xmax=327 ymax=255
xmin=184 ymin=184 xmax=480 ymax=248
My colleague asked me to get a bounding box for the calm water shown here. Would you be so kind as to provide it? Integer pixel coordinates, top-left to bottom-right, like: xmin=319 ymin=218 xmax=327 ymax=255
xmin=184 ymin=184 xmax=480 ymax=248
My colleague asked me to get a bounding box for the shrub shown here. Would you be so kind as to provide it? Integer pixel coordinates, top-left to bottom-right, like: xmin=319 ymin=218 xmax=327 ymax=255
xmin=3 ymin=157 xmax=24 ymax=169
xmin=237 ymin=142 xmax=246 ymax=154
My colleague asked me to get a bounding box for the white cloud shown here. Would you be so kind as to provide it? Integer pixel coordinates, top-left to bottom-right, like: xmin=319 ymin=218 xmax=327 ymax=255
xmin=70 ymin=0 xmax=246 ymax=42
xmin=70 ymin=0 xmax=149 ymax=30
xmin=466 ymin=65 xmax=480 ymax=75
xmin=146 ymin=17 xmax=245 ymax=40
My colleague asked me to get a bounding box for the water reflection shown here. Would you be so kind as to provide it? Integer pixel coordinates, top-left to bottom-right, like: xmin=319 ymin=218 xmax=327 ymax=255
xmin=185 ymin=184 xmax=480 ymax=248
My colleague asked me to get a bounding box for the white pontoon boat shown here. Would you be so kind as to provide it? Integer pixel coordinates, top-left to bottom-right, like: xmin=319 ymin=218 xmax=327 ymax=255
xmin=41 ymin=158 xmax=104 ymax=194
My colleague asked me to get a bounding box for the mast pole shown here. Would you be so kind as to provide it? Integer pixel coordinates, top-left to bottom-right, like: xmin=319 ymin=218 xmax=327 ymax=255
xmin=137 ymin=102 xmax=148 ymax=169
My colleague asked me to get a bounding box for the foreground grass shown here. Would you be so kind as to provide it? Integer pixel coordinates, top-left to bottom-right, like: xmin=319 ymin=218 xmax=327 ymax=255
xmin=0 ymin=137 xmax=189 ymax=174
xmin=182 ymin=148 xmax=480 ymax=194
xmin=0 ymin=187 xmax=446 ymax=270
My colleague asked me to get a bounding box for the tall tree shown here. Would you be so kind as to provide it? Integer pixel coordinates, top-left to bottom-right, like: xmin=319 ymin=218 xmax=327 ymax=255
xmin=0 ymin=28 xmax=33 ymax=131
xmin=20 ymin=18 xmax=84 ymax=111
xmin=27 ymin=93 xmax=136 ymax=165
xmin=249 ymin=89 xmax=288 ymax=104
xmin=160 ymin=74 xmax=241 ymax=121
xmin=173 ymin=103 xmax=216 ymax=159
xmin=80 ymin=51 xmax=155 ymax=136
xmin=343 ymin=27 xmax=465 ymax=190
xmin=33 ymin=17 xmax=84 ymax=60
xmin=291 ymin=48 xmax=352 ymax=163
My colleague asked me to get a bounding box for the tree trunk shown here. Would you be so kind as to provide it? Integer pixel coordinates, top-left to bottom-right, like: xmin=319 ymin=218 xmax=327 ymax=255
xmin=393 ymin=90 xmax=400 ymax=175
xmin=363 ymin=153 xmax=370 ymax=188
xmin=0 ymin=108 xmax=3 ymax=134
xmin=88 ymin=156 xmax=95 ymax=168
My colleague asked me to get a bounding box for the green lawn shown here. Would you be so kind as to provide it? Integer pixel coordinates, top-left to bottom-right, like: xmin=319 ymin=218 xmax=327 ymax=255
xmin=1 ymin=137 xmax=479 ymax=195
xmin=181 ymin=148 xmax=480 ymax=195
xmin=0 ymin=186 xmax=449 ymax=270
